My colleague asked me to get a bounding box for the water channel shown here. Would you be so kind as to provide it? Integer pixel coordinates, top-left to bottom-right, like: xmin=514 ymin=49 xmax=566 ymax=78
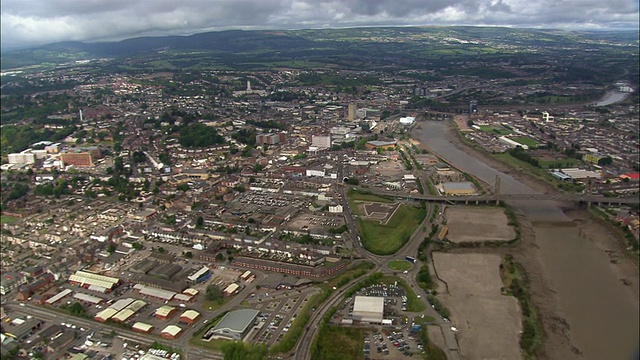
xmin=414 ymin=120 xmax=639 ymax=360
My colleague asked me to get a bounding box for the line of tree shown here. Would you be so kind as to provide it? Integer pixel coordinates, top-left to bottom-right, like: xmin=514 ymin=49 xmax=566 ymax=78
xmin=508 ymin=146 xmax=539 ymax=167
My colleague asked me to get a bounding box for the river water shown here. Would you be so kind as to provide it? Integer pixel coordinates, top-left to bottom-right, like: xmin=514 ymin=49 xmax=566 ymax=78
xmin=415 ymin=121 xmax=639 ymax=360
xmin=594 ymin=89 xmax=630 ymax=107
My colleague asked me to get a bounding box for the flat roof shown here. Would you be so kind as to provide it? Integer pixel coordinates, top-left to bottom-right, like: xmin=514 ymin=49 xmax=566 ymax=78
xmin=212 ymin=309 xmax=259 ymax=334
xmin=353 ymin=296 xmax=384 ymax=314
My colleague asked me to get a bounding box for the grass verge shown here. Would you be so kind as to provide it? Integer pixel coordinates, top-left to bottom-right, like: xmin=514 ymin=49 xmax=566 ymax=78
xmin=500 ymin=254 xmax=543 ymax=359
xmin=388 ymin=260 xmax=412 ymax=271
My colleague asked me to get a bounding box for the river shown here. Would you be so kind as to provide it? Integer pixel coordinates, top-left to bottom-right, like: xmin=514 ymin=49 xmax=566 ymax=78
xmin=414 ymin=121 xmax=639 ymax=360
xmin=594 ymin=89 xmax=630 ymax=107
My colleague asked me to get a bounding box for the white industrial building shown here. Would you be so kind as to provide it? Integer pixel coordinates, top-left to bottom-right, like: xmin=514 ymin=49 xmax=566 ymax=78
xmin=311 ymin=135 xmax=331 ymax=149
xmin=498 ymin=135 xmax=528 ymax=150
xmin=352 ymin=296 xmax=384 ymax=324
xmin=7 ymin=152 xmax=35 ymax=164
xmin=399 ymin=117 xmax=416 ymax=125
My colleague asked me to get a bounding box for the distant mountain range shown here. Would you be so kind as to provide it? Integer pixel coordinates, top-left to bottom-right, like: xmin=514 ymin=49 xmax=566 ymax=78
xmin=1 ymin=26 xmax=637 ymax=71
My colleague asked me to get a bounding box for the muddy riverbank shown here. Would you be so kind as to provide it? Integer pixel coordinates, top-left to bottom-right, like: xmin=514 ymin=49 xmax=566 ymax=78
xmin=412 ymin=120 xmax=639 ymax=359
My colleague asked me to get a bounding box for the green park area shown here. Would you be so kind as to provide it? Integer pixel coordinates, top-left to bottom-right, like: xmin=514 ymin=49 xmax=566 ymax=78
xmin=0 ymin=215 xmax=20 ymax=224
xmin=348 ymin=189 xmax=425 ymax=255
xmin=511 ymin=136 xmax=538 ymax=148
xmin=479 ymin=125 xmax=511 ymax=135
xmin=388 ymin=260 xmax=413 ymax=271
xmin=357 ymin=205 xmax=426 ymax=255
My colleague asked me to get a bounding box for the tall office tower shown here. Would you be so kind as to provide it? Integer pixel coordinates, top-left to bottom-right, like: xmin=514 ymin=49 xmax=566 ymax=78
xmin=469 ymin=100 xmax=478 ymax=114
xmin=347 ymin=102 xmax=357 ymax=121
xmin=247 ymin=80 xmax=252 ymax=92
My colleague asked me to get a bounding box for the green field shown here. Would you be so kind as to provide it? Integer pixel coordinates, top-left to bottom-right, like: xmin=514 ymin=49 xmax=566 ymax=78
xmin=388 ymin=260 xmax=413 ymax=271
xmin=357 ymin=205 xmax=426 ymax=255
xmin=0 ymin=215 xmax=20 ymax=224
xmin=479 ymin=125 xmax=511 ymax=135
xmin=312 ymin=326 xmax=365 ymax=360
xmin=511 ymin=137 xmax=539 ymax=148
xmin=347 ymin=189 xmax=394 ymax=205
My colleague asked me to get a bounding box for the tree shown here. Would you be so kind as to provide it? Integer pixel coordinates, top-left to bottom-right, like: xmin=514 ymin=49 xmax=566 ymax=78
xmin=184 ymin=251 xmax=193 ymax=259
xmin=132 ymin=242 xmax=143 ymax=250
xmin=106 ymin=243 xmax=117 ymax=253
xmin=598 ymin=156 xmax=613 ymax=166
xmin=196 ymin=216 xmax=204 ymax=229
xmin=69 ymin=302 xmax=86 ymax=316
xmin=215 ymin=253 xmax=225 ymax=262
xmin=221 ymin=341 xmax=268 ymax=360
xmin=205 ymin=284 xmax=224 ymax=302
xmin=344 ymin=177 xmax=360 ymax=185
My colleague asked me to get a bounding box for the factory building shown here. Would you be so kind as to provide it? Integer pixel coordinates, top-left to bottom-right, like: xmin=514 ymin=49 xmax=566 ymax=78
xmin=187 ymin=266 xmax=211 ymax=284
xmin=68 ymin=270 xmax=120 ymax=292
xmin=352 ymin=296 xmax=384 ymax=324
xmin=179 ymin=310 xmax=201 ymax=325
xmin=154 ymin=306 xmax=177 ymax=320
xmin=132 ymin=322 xmax=154 ymax=334
xmin=160 ymin=325 xmax=183 ymax=340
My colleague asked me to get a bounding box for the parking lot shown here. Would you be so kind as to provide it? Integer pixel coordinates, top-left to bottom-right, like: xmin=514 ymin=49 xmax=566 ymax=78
xmin=245 ymin=286 xmax=318 ymax=346
xmin=363 ymin=327 xmax=425 ymax=359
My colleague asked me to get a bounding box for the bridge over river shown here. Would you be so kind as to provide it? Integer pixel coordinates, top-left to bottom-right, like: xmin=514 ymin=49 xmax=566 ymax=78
xmin=364 ymin=188 xmax=639 ymax=206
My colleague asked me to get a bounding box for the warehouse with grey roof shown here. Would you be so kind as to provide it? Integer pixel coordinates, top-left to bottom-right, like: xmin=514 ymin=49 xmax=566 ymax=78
xmin=203 ymin=309 xmax=259 ymax=341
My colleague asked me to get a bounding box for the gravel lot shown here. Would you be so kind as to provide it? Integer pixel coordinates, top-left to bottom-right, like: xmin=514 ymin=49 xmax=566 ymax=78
xmin=444 ymin=207 xmax=515 ymax=242
xmin=433 ymin=252 xmax=521 ymax=360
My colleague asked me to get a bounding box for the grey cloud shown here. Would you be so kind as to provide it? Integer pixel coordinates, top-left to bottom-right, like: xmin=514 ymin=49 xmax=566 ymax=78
xmin=1 ymin=0 xmax=637 ymax=49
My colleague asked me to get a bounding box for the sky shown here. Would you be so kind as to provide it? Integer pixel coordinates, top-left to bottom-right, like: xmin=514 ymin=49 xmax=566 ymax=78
xmin=1 ymin=0 xmax=639 ymax=49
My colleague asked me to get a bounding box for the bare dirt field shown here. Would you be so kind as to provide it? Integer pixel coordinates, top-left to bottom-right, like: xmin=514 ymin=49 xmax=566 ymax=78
xmin=433 ymin=252 xmax=522 ymax=360
xmin=427 ymin=325 xmax=447 ymax=353
xmin=445 ymin=207 xmax=516 ymax=242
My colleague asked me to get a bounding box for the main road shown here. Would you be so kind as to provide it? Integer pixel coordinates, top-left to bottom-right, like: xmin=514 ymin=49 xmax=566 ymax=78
xmin=294 ymin=180 xmax=461 ymax=360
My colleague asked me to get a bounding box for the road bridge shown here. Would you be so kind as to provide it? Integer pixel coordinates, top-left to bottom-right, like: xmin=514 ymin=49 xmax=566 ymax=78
xmin=363 ymin=188 xmax=639 ymax=206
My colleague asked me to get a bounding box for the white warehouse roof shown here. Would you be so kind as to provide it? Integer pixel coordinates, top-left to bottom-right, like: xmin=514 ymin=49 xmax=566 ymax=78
xmin=353 ymin=296 xmax=384 ymax=324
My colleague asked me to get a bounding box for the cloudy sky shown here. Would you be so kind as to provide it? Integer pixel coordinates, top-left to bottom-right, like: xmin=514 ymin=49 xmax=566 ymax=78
xmin=2 ymin=0 xmax=638 ymax=49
